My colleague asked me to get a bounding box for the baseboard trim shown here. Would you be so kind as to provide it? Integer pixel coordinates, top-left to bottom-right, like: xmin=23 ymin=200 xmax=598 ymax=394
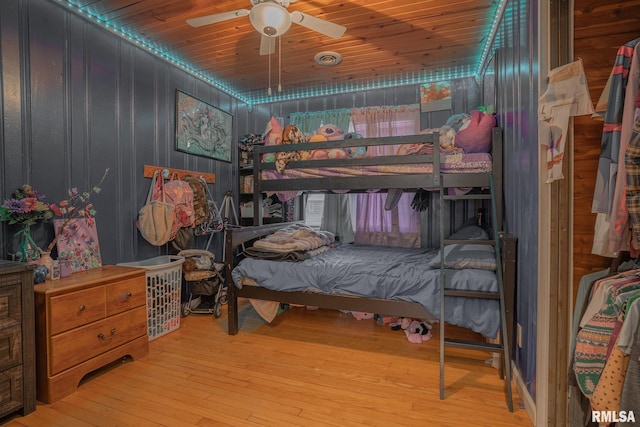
xmin=513 ymin=362 xmax=536 ymax=425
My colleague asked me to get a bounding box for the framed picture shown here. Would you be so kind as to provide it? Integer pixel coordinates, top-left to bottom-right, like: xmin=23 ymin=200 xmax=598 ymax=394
xmin=175 ymin=89 xmax=233 ymax=162
xmin=420 ymin=81 xmax=452 ymax=112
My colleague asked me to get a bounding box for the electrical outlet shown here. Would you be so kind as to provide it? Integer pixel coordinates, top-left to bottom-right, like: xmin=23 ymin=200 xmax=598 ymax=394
xmin=517 ymin=323 xmax=523 ymax=348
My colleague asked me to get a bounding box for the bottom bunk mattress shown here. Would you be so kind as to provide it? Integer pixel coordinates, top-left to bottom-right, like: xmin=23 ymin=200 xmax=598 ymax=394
xmin=231 ymin=244 xmax=501 ymax=338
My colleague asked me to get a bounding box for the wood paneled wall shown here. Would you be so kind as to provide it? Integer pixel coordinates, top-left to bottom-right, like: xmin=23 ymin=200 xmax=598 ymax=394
xmin=0 ymin=0 xmax=253 ymax=265
xmin=573 ymin=2 xmax=640 ymax=296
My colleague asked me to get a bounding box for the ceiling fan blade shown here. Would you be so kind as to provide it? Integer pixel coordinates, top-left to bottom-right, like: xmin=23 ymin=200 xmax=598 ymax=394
xmin=186 ymin=9 xmax=250 ymax=27
xmin=260 ymin=35 xmax=276 ymax=55
xmin=290 ymin=11 xmax=346 ymax=39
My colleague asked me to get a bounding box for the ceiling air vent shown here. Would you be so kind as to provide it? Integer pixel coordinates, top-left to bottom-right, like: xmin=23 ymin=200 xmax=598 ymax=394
xmin=314 ymin=51 xmax=342 ymax=66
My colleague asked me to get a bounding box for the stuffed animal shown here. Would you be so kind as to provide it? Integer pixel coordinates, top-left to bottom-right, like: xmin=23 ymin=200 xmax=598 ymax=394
xmin=345 ymin=132 xmax=367 ymax=158
xmin=404 ymin=320 xmax=432 ymax=344
xmin=275 ymin=124 xmax=307 ymax=173
xmin=314 ymin=124 xmax=351 ymax=159
xmin=390 ymin=317 xmax=413 ymax=331
xmin=316 ymin=124 xmax=345 ymax=140
xmin=445 ymin=113 xmax=471 ymax=132
xmin=390 ymin=318 xmax=432 ymax=343
xmin=306 ymin=134 xmax=329 ymax=160
xmin=439 ymin=125 xmax=457 ymax=149
xmin=351 ymin=311 xmax=375 ymax=320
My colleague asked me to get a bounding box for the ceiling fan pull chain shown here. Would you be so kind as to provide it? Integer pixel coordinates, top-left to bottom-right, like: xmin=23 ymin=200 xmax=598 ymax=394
xmin=268 ymin=48 xmax=272 ymax=96
xmin=278 ymin=36 xmax=282 ymax=93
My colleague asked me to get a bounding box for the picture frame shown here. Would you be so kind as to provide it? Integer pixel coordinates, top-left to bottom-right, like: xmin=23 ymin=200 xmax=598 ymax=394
xmin=420 ymin=81 xmax=452 ymax=112
xmin=175 ymin=89 xmax=233 ymax=162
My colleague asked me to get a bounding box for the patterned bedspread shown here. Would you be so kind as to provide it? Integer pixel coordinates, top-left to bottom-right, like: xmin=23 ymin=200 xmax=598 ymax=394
xmin=261 ymin=151 xmax=492 ymax=201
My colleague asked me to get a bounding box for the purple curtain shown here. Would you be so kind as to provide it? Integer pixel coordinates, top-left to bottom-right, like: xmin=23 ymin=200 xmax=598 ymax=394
xmin=350 ymin=105 xmax=421 ymax=247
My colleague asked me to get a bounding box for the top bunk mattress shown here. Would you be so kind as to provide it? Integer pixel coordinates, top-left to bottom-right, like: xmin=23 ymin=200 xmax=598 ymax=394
xmin=261 ymin=151 xmax=493 ymax=181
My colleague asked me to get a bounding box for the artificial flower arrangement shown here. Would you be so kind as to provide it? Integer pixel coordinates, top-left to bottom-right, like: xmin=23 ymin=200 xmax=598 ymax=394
xmin=0 ymin=185 xmax=54 ymax=226
xmin=0 ymin=169 xmax=109 ymax=262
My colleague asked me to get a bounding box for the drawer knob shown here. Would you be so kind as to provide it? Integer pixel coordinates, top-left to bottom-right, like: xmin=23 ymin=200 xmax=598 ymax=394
xmin=97 ymin=328 xmax=117 ymax=341
xmin=79 ymin=305 xmax=86 ymax=312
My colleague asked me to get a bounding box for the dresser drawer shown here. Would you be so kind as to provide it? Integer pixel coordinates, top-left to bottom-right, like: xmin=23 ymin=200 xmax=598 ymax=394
xmin=0 ymin=326 xmax=21 ymax=371
xmin=0 ymin=284 xmax=21 ymax=330
xmin=0 ymin=365 xmax=23 ymax=418
xmin=106 ymin=277 xmax=146 ymax=317
xmin=49 ymin=306 xmax=147 ymax=375
xmin=49 ymin=287 xmax=106 ymax=335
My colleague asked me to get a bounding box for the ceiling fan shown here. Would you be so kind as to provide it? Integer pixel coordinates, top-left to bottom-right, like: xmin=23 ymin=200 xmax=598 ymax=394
xmin=186 ymin=0 xmax=346 ymax=55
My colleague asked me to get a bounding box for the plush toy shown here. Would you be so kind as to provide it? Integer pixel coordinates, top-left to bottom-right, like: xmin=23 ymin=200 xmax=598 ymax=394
xmin=309 ymin=134 xmax=327 ymax=142
xmin=305 ymin=134 xmax=329 ymax=160
xmin=404 ymin=320 xmax=433 ymax=344
xmin=439 ymin=125 xmax=457 ymax=149
xmin=275 ymin=124 xmax=307 ymax=173
xmin=390 ymin=317 xmax=413 ymax=331
xmin=390 ymin=318 xmax=432 ymax=343
xmin=316 ymin=124 xmax=345 ymax=140
xmin=344 ymin=132 xmax=367 ymax=158
xmin=351 ymin=311 xmax=375 ymax=320
xmin=312 ymin=124 xmax=351 ymax=159
xmin=445 ymin=113 xmax=471 ymax=132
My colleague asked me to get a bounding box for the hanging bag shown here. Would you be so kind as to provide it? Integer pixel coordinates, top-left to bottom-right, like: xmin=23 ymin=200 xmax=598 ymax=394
xmin=159 ymin=173 xmax=195 ymax=240
xmin=137 ymin=171 xmax=176 ymax=246
xmin=183 ymin=175 xmax=211 ymax=227
xmin=195 ymin=179 xmax=223 ymax=236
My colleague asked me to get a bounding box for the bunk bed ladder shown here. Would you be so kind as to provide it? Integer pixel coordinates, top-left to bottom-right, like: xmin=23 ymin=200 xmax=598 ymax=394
xmin=438 ymin=174 xmax=514 ymax=412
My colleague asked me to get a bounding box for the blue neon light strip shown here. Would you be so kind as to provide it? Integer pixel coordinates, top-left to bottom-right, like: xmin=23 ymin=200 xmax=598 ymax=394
xmin=56 ymin=0 xmax=506 ymax=107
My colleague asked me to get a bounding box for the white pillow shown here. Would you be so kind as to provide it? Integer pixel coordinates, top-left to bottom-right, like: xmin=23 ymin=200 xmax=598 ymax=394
xmin=429 ymin=244 xmax=497 ymax=271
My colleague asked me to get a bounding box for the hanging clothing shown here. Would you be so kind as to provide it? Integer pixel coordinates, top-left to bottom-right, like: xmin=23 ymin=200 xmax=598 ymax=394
xmin=626 ymin=111 xmax=640 ymax=249
xmin=608 ymin=42 xmax=640 ymax=253
xmin=574 ymin=272 xmax=640 ymax=396
xmin=538 ymin=59 xmax=594 ymax=183
xmin=618 ymin=320 xmax=640 ymax=417
xmin=592 ymin=37 xmax=640 ymax=215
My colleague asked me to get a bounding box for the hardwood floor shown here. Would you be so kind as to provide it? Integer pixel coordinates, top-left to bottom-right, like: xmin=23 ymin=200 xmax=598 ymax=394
xmin=5 ymin=301 xmax=532 ymax=426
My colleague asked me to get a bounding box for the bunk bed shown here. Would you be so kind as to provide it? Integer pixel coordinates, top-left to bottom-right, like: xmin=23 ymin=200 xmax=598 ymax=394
xmin=224 ymin=127 xmax=515 ymax=410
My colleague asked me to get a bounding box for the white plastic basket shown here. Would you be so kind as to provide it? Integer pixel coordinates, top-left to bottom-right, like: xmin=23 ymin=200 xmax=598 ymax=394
xmin=118 ymin=255 xmax=184 ymax=341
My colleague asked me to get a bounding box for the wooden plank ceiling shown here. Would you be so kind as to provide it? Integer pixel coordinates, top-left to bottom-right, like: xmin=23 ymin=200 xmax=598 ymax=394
xmin=62 ymin=0 xmax=498 ymax=102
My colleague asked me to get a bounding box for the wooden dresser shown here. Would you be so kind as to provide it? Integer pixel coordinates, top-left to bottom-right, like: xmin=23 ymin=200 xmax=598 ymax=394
xmin=0 ymin=261 xmax=35 ymax=418
xmin=34 ymin=265 xmax=149 ymax=403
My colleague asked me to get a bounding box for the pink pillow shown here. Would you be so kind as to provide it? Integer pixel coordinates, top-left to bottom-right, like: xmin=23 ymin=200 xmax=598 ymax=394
xmin=263 ymin=117 xmax=283 ymax=146
xmin=454 ymin=110 xmax=496 ymax=153
xmin=261 ymin=117 xmax=283 ymax=163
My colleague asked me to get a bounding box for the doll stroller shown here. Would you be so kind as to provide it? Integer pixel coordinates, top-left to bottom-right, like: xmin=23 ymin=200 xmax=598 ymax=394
xmin=178 ymin=249 xmax=227 ymax=318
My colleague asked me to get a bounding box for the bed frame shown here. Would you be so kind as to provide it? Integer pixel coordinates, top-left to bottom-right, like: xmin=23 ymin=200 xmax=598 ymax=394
xmin=225 ymin=223 xmax=516 ymax=339
xmin=224 ymin=128 xmax=516 ymax=409
xmin=226 ymin=128 xmax=512 ymax=336
xmin=247 ymin=130 xmax=503 ymax=229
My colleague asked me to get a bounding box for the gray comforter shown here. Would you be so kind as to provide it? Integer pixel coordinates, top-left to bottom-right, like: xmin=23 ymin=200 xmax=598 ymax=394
xmin=232 ymin=244 xmax=501 ymax=338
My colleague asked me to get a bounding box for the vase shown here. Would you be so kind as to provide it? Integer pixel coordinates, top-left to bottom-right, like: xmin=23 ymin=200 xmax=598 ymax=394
xmin=39 ymin=251 xmax=54 ymax=279
xmin=8 ymin=226 xmax=40 ymax=262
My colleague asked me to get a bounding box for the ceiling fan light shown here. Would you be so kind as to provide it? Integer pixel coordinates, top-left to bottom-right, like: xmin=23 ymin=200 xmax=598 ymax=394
xmin=249 ymin=3 xmax=291 ymax=37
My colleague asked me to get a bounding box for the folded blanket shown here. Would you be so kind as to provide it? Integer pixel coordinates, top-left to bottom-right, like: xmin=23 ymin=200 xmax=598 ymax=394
xmin=252 ymin=224 xmax=335 ymax=253
xmin=244 ymin=239 xmax=334 ymax=262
